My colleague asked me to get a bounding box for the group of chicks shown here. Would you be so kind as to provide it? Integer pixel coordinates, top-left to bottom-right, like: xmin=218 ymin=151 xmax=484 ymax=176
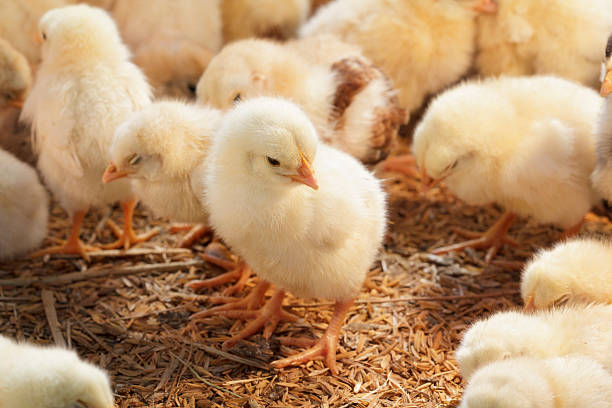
xmin=3 ymin=0 xmax=612 ymax=407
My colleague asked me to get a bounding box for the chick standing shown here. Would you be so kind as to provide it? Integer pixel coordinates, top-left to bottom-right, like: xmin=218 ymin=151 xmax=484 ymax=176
xmin=0 ymin=148 xmax=48 ymax=260
xmin=412 ymin=75 xmax=602 ymax=263
xmin=21 ymin=4 xmax=155 ymax=260
xmin=455 ymin=304 xmax=612 ymax=381
xmin=460 ymin=356 xmax=612 ymax=408
xmin=197 ymin=38 xmax=403 ymax=165
xmin=475 ymin=0 xmax=612 ymax=88
xmin=203 ymin=97 xmax=387 ymax=374
xmin=521 ymin=238 xmax=612 ymax=310
xmin=0 ymin=335 xmax=114 ymax=408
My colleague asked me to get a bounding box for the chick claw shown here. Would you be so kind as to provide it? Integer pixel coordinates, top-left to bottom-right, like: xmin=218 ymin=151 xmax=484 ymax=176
xmin=190 ymin=280 xmax=271 ymax=319
xmin=169 ymin=223 xmax=211 ymax=248
xmin=187 ymin=244 xmax=251 ymax=296
xmin=31 ymin=239 xmax=98 ymax=263
xmin=102 ymin=218 xmax=160 ymax=250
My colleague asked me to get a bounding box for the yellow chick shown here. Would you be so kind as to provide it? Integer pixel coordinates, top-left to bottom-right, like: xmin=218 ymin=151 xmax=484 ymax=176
xmin=20 ymin=4 xmax=155 ymax=260
xmin=455 ymin=304 xmax=612 ymax=381
xmin=521 ymin=238 xmax=612 ymax=310
xmin=475 ymin=0 xmax=612 ymax=88
xmin=221 ymin=0 xmax=310 ymax=42
xmin=592 ymin=34 xmax=612 ymax=198
xmin=204 ymin=97 xmax=387 ymax=374
xmin=460 ymin=356 xmax=612 ymax=408
xmin=0 ymin=148 xmax=48 ymax=260
xmin=197 ymin=38 xmax=403 ymax=164
xmin=412 ymin=76 xmax=602 ymax=263
xmin=0 ymin=37 xmax=31 ymax=109
xmin=0 ymin=335 xmax=114 ymax=408
xmin=111 ymin=0 xmax=222 ymax=99
xmin=300 ymin=0 xmax=497 ymax=114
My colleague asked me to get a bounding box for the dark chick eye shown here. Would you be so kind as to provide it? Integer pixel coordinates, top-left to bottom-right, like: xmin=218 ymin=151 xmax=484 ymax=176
xmin=129 ymin=154 xmax=142 ymax=166
xmin=42 ymin=32 xmax=47 ymax=40
xmin=233 ymin=93 xmax=242 ymax=103
xmin=450 ymin=160 xmax=458 ymax=169
xmin=267 ymin=156 xmax=280 ymax=166
xmin=187 ymin=83 xmax=196 ymax=95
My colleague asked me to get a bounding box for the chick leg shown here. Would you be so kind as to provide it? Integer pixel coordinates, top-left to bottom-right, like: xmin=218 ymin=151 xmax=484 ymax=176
xmin=272 ymin=298 xmax=354 ymax=376
xmin=188 ymin=260 xmax=252 ymax=296
xmin=379 ymin=154 xmax=419 ymax=177
xmin=102 ymin=199 xmax=160 ymax=250
xmin=432 ymin=212 xmax=518 ymax=264
xmin=190 ymin=281 xmax=271 ymax=319
xmin=31 ymin=210 xmax=97 ymax=262
xmin=169 ymin=223 xmax=211 ymax=248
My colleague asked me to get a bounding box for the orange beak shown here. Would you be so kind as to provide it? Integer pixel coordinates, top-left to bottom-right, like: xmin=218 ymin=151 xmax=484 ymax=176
xmin=288 ymin=150 xmax=318 ymax=190
xmin=102 ymin=161 xmax=132 ymax=183
xmin=7 ymin=98 xmax=24 ymax=109
xmin=34 ymin=32 xmax=43 ymax=45
xmin=601 ymin=69 xmax=612 ymax=97
xmin=523 ymin=294 xmax=535 ymax=312
xmin=419 ymin=165 xmax=445 ymax=192
xmin=472 ymin=0 xmax=498 ymax=14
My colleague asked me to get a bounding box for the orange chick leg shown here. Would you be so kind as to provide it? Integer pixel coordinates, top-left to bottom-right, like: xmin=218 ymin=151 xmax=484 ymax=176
xmin=379 ymin=154 xmax=419 ymax=177
xmin=190 ymin=280 xmax=271 ymax=319
xmin=102 ymin=199 xmax=160 ymax=250
xmin=432 ymin=211 xmax=518 ymax=264
xmin=169 ymin=223 xmax=211 ymax=248
xmin=272 ymin=298 xmax=354 ymax=376
xmin=188 ymin=260 xmax=252 ymax=296
xmin=31 ymin=210 xmax=98 ymax=262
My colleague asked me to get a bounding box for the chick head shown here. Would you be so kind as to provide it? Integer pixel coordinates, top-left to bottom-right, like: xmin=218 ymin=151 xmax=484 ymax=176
xmin=134 ymin=41 xmax=213 ymax=99
xmin=105 ymin=101 xmax=211 ymax=183
xmin=38 ymin=4 xmax=128 ymax=65
xmin=0 ymin=38 xmax=31 ymax=109
xmin=459 ymin=359 xmax=553 ymax=408
xmin=212 ymin=97 xmax=319 ymax=190
xmin=601 ymin=33 xmax=612 ymax=97
xmin=196 ymin=39 xmax=292 ymax=109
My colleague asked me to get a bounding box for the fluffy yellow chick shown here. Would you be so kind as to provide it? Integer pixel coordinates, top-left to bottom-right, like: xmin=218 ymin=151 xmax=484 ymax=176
xmin=203 ymin=97 xmax=387 ymax=374
xmin=111 ymin=0 xmax=221 ymax=99
xmin=0 ymin=0 xmax=68 ymax=67
xmin=521 ymin=238 xmax=612 ymax=310
xmin=300 ymin=0 xmax=497 ymax=114
xmin=460 ymin=356 xmax=612 ymax=408
xmin=0 ymin=335 xmax=114 ymax=408
xmin=455 ymin=303 xmax=612 ymax=381
xmin=197 ymin=38 xmax=403 ymax=164
xmin=0 ymin=148 xmax=48 ymax=260
xmin=412 ymin=76 xmax=602 ymax=263
xmin=475 ymin=0 xmax=612 ymax=88
xmin=0 ymin=37 xmax=31 ymax=109
xmin=20 ymin=4 xmax=155 ymax=260
xmin=221 ymin=0 xmax=310 ymax=42
xmin=592 ymin=34 xmax=612 ymax=198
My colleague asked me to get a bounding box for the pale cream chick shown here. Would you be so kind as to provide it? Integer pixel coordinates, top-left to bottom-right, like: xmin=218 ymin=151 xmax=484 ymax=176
xmin=521 ymin=238 xmax=612 ymax=310
xmin=300 ymin=0 xmax=496 ymax=114
xmin=0 ymin=148 xmax=48 ymax=260
xmin=20 ymin=4 xmax=154 ymax=259
xmin=475 ymin=0 xmax=612 ymax=88
xmin=0 ymin=37 xmax=31 ymax=109
xmin=460 ymin=356 xmax=612 ymax=408
xmin=111 ymin=0 xmax=221 ymax=99
xmin=0 ymin=335 xmax=114 ymax=408
xmin=455 ymin=304 xmax=612 ymax=381
xmin=592 ymin=34 xmax=612 ymax=199
xmin=204 ymin=97 xmax=387 ymax=374
xmin=221 ymin=0 xmax=310 ymax=42
xmin=197 ymin=38 xmax=403 ymax=164
xmin=412 ymin=76 xmax=602 ymax=263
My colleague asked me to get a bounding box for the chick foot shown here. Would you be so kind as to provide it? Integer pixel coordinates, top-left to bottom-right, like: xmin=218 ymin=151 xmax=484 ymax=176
xmin=432 ymin=212 xmax=518 ymax=264
xmin=102 ymin=199 xmax=159 ymax=250
xmin=31 ymin=211 xmax=97 ymax=262
xmin=272 ymin=299 xmax=354 ymax=376
xmin=380 ymin=154 xmax=419 ymax=177
xmin=190 ymin=281 xmax=271 ymax=319
xmin=188 ymin=243 xmax=251 ymax=296
xmin=169 ymin=223 xmax=211 ymax=248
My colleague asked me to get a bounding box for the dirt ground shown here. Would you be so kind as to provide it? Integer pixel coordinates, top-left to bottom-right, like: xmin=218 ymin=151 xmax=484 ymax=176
xmin=2 ymin=140 xmax=611 ymax=408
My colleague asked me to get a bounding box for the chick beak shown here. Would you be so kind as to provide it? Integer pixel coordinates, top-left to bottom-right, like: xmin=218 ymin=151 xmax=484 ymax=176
xmin=33 ymin=32 xmax=43 ymax=45
xmin=524 ymin=294 xmax=535 ymax=312
xmin=289 ymin=151 xmax=318 ymax=190
xmin=420 ymin=165 xmax=446 ymax=192
xmin=102 ymin=161 xmax=132 ymax=183
xmin=601 ymin=69 xmax=612 ymax=97
xmin=7 ymin=98 xmax=24 ymax=109
xmin=472 ymin=0 xmax=498 ymax=14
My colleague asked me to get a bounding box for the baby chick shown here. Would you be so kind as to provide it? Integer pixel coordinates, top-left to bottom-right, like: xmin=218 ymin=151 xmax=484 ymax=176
xmin=475 ymin=0 xmax=612 ymax=88
xmin=412 ymin=76 xmax=602 ymax=263
xmin=455 ymin=303 xmax=612 ymax=381
xmin=460 ymin=356 xmax=612 ymax=408
xmin=221 ymin=0 xmax=310 ymax=42
xmin=111 ymin=0 xmax=221 ymax=99
xmin=592 ymin=34 xmax=612 ymax=199
xmin=300 ymin=0 xmax=496 ymax=114
xmin=0 ymin=148 xmax=48 ymax=260
xmin=197 ymin=38 xmax=403 ymax=164
xmin=0 ymin=37 xmax=31 ymax=109
xmin=204 ymin=97 xmax=387 ymax=374
xmin=21 ymin=4 xmax=155 ymax=260
xmin=521 ymin=238 xmax=612 ymax=310
xmin=0 ymin=335 xmax=114 ymax=408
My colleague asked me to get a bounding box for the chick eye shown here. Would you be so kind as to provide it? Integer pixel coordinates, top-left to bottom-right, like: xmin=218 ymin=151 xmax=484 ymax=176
xmin=233 ymin=93 xmax=242 ymax=103
xmin=187 ymin=83 xmax=196 ymax=95
xmin=267 ymin=156 xmax=280 ymax=166
xmin=128 ymin=154 xmax=142 ymax=166
xmin=450 ymin=160 xmax=458 ymax=169
xmin=42 ymin=32 xmax=47 ymax=41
